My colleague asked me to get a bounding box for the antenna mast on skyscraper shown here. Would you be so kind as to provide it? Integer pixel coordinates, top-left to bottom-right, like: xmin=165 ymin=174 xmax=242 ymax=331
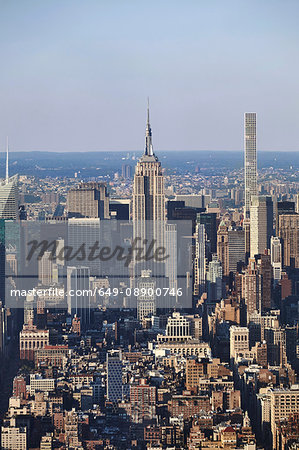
xmin=6 ymin=136 xmax=9 ymax=183
xmin=147 ymin=97 xmax=150 ymax=125
xmin=144 ymin=98 xmax=154 ymax=157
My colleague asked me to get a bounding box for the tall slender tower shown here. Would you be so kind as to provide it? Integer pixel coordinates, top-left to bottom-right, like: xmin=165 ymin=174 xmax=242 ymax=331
xmin=244 ymin=113 xmax=257 ymax=218
xmin=132 ymin=102 xmax=166 ymax=310
xmin=132 ymin=101 xmax=165 ymax=227
xmin=0 ymin=138 xmax=19 ymax=220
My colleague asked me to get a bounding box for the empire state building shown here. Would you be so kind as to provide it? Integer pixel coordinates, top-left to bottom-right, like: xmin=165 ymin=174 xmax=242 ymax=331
xmin=132 ymin=102 xmax=167 ymax=316
xmin=132 ymin=104 xmax=182 ymax=313
xmin=132 ymin=103 xmax=165 ymax=225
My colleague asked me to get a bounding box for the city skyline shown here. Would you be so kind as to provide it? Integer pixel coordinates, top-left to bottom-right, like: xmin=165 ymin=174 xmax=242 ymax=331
xmin=0 ymin=2 xmax=298 ymax=449
xmin=0 ymin=105 xmax=298 ymax=448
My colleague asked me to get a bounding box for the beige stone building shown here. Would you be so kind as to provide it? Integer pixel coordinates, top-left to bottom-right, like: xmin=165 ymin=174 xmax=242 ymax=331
xmin=270 ymin=386 xmax=299 ymax=449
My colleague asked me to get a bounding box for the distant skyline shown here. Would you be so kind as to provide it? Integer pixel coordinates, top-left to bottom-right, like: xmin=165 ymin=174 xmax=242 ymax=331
xmin=0 ymin=0 xmax=299 ymax=152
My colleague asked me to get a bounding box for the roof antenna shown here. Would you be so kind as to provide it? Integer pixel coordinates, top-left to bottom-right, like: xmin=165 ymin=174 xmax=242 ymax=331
xmin=144 ymin=98 xmax=154 ymax=156
xmin=6 ymin=136 xmax=9 ymax=183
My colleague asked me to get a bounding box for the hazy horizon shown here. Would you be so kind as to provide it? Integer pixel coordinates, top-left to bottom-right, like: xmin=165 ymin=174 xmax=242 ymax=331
xmin=2 ymin=148 xmax=299 ymax=154
xmin=1 ymin=0 xmax=299 ymax=152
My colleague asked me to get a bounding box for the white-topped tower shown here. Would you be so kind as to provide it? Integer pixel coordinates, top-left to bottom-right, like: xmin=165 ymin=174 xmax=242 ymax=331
xmin=244 ymin=113 xmax=257 ymax=218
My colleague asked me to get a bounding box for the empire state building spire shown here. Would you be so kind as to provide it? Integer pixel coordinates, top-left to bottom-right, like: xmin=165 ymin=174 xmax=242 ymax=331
xmin=144 ymin=98 xmax=154 ymax=156
xmin=6 ymin=136 xmax=9 ymax=183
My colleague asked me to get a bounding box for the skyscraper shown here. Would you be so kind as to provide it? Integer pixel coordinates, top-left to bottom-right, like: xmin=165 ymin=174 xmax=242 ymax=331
xmin=242 ymin=258 xmax=261 ymax=320
xmin=106 ymin=350 xmax=123 ymax=403
xmin=0 ymin=219 xmax=6 ymax=303
xmin=137 ymin=270 xmax=156 ymax=321
xmin=259 ymin=250 xmax=272 ymax=312
xmin=243 ymin=218 xmax=251 ymax=262
xmin=132 ymin=102 xmax=166 ymax=283
xmin=0 ymin=140 xmax=19 ymax=220
xmin=279 ymin=213 xmax=299 ymax=268
xmin=165 ymin=223 xmax=178 ymax=296
xmin=0 ymin=175 xmax=19 ymax=220
xmin=270 ymin=236 xmax=282 ymax=281
xmin=67 ymin=266 xmax=91 ymax=328
xmin=228 ymin=227 xmax=245 ymax=273
xmin=67 ymin=182 xmax=109 ymax=219
xmin=194 ymin=223 xmax=206 ymax=296
xmin=199 ymin=212 xmax=217 ymax=257
xmin=38 ymin=251 xmax=54 ymax=285
xmin=0 ymin=301 xmax=7 ymax=358
xmin=244 ymin=113 xmax=257 ymax=219
xmin=217 ymin=220 xmax=229 ymax=276
xmin=0 ymin=140 xmax=19 ymax=304
xmin=276 ymin=201 xmax=295 ymax=235
xmin=206 ymin=255 xmax=223 ymax=303
xmin=132 ymin=102 xmax=165 ymax=227
xmin=121 ymin=164 xmax=131 ymax=179
xmin=68 ymin=218 xmax=101 ymax=277
xmin=250 ymin=196 xmax=273 ymax=258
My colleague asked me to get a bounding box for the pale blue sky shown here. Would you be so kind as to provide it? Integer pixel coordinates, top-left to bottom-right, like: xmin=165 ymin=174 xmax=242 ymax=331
xmin=0 ymin=0 xmax=298 ymax=151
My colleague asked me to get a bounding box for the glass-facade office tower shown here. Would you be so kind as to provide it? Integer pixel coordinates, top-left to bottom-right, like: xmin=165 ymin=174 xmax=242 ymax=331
xmin=67 ymin=266 xmax=91 ymax=328
xmin=199 ymin=212 xmax=217 ymax=258
xmin=68 ymin=218 xmax=101 ymax=277
xmin=244 ymin=113 xmax=257 ymax=219
xmin=0 ymin=175 xmax=19 ymax=220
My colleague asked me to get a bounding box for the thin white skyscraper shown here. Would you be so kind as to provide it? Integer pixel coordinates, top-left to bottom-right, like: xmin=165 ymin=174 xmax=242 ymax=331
xmin=244 ymin=113 xmax=257 ymax=218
